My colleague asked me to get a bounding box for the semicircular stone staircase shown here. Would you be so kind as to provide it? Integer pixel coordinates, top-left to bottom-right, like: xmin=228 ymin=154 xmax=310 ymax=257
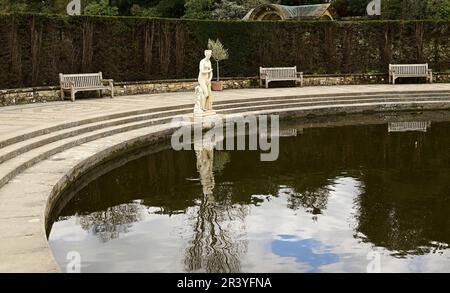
xmin=0 ymin=84 xmax=450 ymax=272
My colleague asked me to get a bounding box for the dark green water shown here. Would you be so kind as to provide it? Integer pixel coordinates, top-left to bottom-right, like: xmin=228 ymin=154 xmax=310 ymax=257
xmin=49 ymin=114 xmax=450 ymax=272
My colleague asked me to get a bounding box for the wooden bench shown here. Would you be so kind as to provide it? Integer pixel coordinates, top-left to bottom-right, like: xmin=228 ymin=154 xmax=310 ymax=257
xmin=389 ymin=64 xmax=433 ymax=85
xmin=59 ymin=72 xmax=114 ymax=102
xmin=259 ymin=66 xmax=303 ymax=88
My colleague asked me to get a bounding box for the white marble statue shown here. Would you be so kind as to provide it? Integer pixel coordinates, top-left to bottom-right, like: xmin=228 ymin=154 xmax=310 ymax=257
xmin=195 ymin=50 xmax=214 ymax=113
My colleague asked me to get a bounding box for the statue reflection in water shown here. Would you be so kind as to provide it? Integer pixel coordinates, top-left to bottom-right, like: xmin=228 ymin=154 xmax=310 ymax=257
xmin=195 ymin=139 xmax=215 ymax=199
xmin=184 ymin=136 xmax=248 ymax=273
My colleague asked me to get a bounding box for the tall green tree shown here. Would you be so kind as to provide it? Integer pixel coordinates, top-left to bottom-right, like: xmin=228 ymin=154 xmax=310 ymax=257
xmin=84 ymin=0 xmax=119 ymax=15
xmin=153 ymin=0 xmax=186 ymax=18
xmin=210 ymin=0 xmax=268 ymax=19
xmin=382 ymin=0 xmax=450 ymax=19
xmin=0 ymin=0 xmax=42 ymax=13
xmin=110 ymin=0 xmax=160 ymax=15
xmin=332 ymin=0 xmax=371 ymax=17
xmin=331 ymin=0 xmax=450 ymax=19
xmin=382 ymin=0 xmax=426 ymax=19
xmin=426 ymin=0 xmax=450 ymax=19
xmin=183 ymin=0 xmax=214 ymax=19
xmin=129 ymin=0 xmax=185 ymax=18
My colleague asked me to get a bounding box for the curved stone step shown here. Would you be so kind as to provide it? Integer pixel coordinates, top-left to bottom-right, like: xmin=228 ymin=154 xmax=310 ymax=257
xmin=0 ymin=92 xmax=449 ymax=191
xmin=0 ymin=115 xmax=185 ymax=188
xmin=0 ymin=108 xmax=192 ymax=165
xmin=223 ymin=99 xmax=450 ymax=118
xmin=214 ymin=92 xmax=450 ymax=108
xmin=214 ymin=90 xmax=450 ymax=105
xmin=2 ymin=94 xmax=450 ymax=169
xmin=0 ymin=94 xmax=374 ymax=173
xmin=2 ymin=89 xmax=449 ymax=149
xmin=0 ymin=104 xmax=193 ymax=149
xmin=219 ymin=96 xmax=450 ymax=114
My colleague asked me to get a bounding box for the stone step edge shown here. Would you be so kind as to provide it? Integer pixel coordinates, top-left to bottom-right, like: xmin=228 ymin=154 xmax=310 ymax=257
xmin=0 ymin=103 xmax=193 ymax=149
xmin=0 ymin=115 xmax=183 ymax=189
xmin=2 ymin=89 xmax=449 ymax=149
xmin=222 ymin=100 xmax=450 ymax=118
xmin=2 ymin=94 xmax=450 ymax=168
xmin=219 ymin=97 xmax=450 ymax=114
xmin=2 ymin=98 xmax=450 ymax=190
xmin=214 ymin=90 xmax=450 ymax=106
xmin=3 ymin=92 xmax=447 ymax=161
xmin=0 ymin=108 xmax=193 ymax=165
xmin=215 ymin=93 xmax=450 ymax=108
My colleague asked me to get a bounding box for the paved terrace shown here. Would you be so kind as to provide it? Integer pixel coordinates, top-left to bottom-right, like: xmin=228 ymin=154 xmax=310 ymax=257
xmin=2 ymin=84 xmax=450 ymax=142
xmin=1 ymin=84 xmax=450 ymax=273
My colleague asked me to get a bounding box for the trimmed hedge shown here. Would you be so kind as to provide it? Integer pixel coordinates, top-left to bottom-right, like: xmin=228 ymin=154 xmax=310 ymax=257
xmin=0 ymin=13 xmax=449 ymax=89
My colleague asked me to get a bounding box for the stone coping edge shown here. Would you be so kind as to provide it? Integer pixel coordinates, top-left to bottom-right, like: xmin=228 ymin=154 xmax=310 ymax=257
xmin=2 ymin=72 xmax=450 ymax=93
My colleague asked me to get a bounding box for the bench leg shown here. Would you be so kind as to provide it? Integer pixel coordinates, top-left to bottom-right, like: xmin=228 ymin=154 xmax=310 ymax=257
xmin=110 ymin=86 xmax=114 ymax=98
xmin=392 ymin=76 xmax=396 ymax=85
xmin=60 ymin=88 xmax=64 ymax=101
xmin=71 ymin=90 xmax=76 ymax=102
xmin=265 ymin=80 xmax=269 ymax=89
xmin=259 ymin=78 xmax=263 ymax=88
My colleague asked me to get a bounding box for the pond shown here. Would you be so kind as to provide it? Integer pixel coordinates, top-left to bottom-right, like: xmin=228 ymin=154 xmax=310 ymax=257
xmin=49 ymin=112 xmax=450 ymax=273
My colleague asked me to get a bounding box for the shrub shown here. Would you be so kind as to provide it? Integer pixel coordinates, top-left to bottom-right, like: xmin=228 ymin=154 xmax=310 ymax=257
xmin=207 ymin=38 xmax=229 ymax=81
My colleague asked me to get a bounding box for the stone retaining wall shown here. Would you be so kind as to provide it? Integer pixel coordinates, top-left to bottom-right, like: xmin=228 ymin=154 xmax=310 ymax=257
xmin=1 ymin=73 xmax=449 ymax=107
xmin=114 ymin=78 xmax=255 ymax=96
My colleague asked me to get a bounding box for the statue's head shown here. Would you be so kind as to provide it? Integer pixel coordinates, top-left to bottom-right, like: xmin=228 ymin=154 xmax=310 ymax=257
xmin=204 ymin=50 xmax=212 ymax=59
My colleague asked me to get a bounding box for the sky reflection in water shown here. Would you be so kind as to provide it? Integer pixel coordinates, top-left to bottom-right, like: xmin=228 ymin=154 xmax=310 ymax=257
xmin=49 ymin=117 xmax=450 ymax=272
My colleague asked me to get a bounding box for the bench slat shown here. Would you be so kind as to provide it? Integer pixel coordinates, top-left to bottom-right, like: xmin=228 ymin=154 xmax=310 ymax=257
xmin=59 ymin=72 xmax=114 ymax=102
xmin=259 ymin=66 xmax=303 ymax=88
xmin=389 ymin=63 xmax=432 ymax=84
